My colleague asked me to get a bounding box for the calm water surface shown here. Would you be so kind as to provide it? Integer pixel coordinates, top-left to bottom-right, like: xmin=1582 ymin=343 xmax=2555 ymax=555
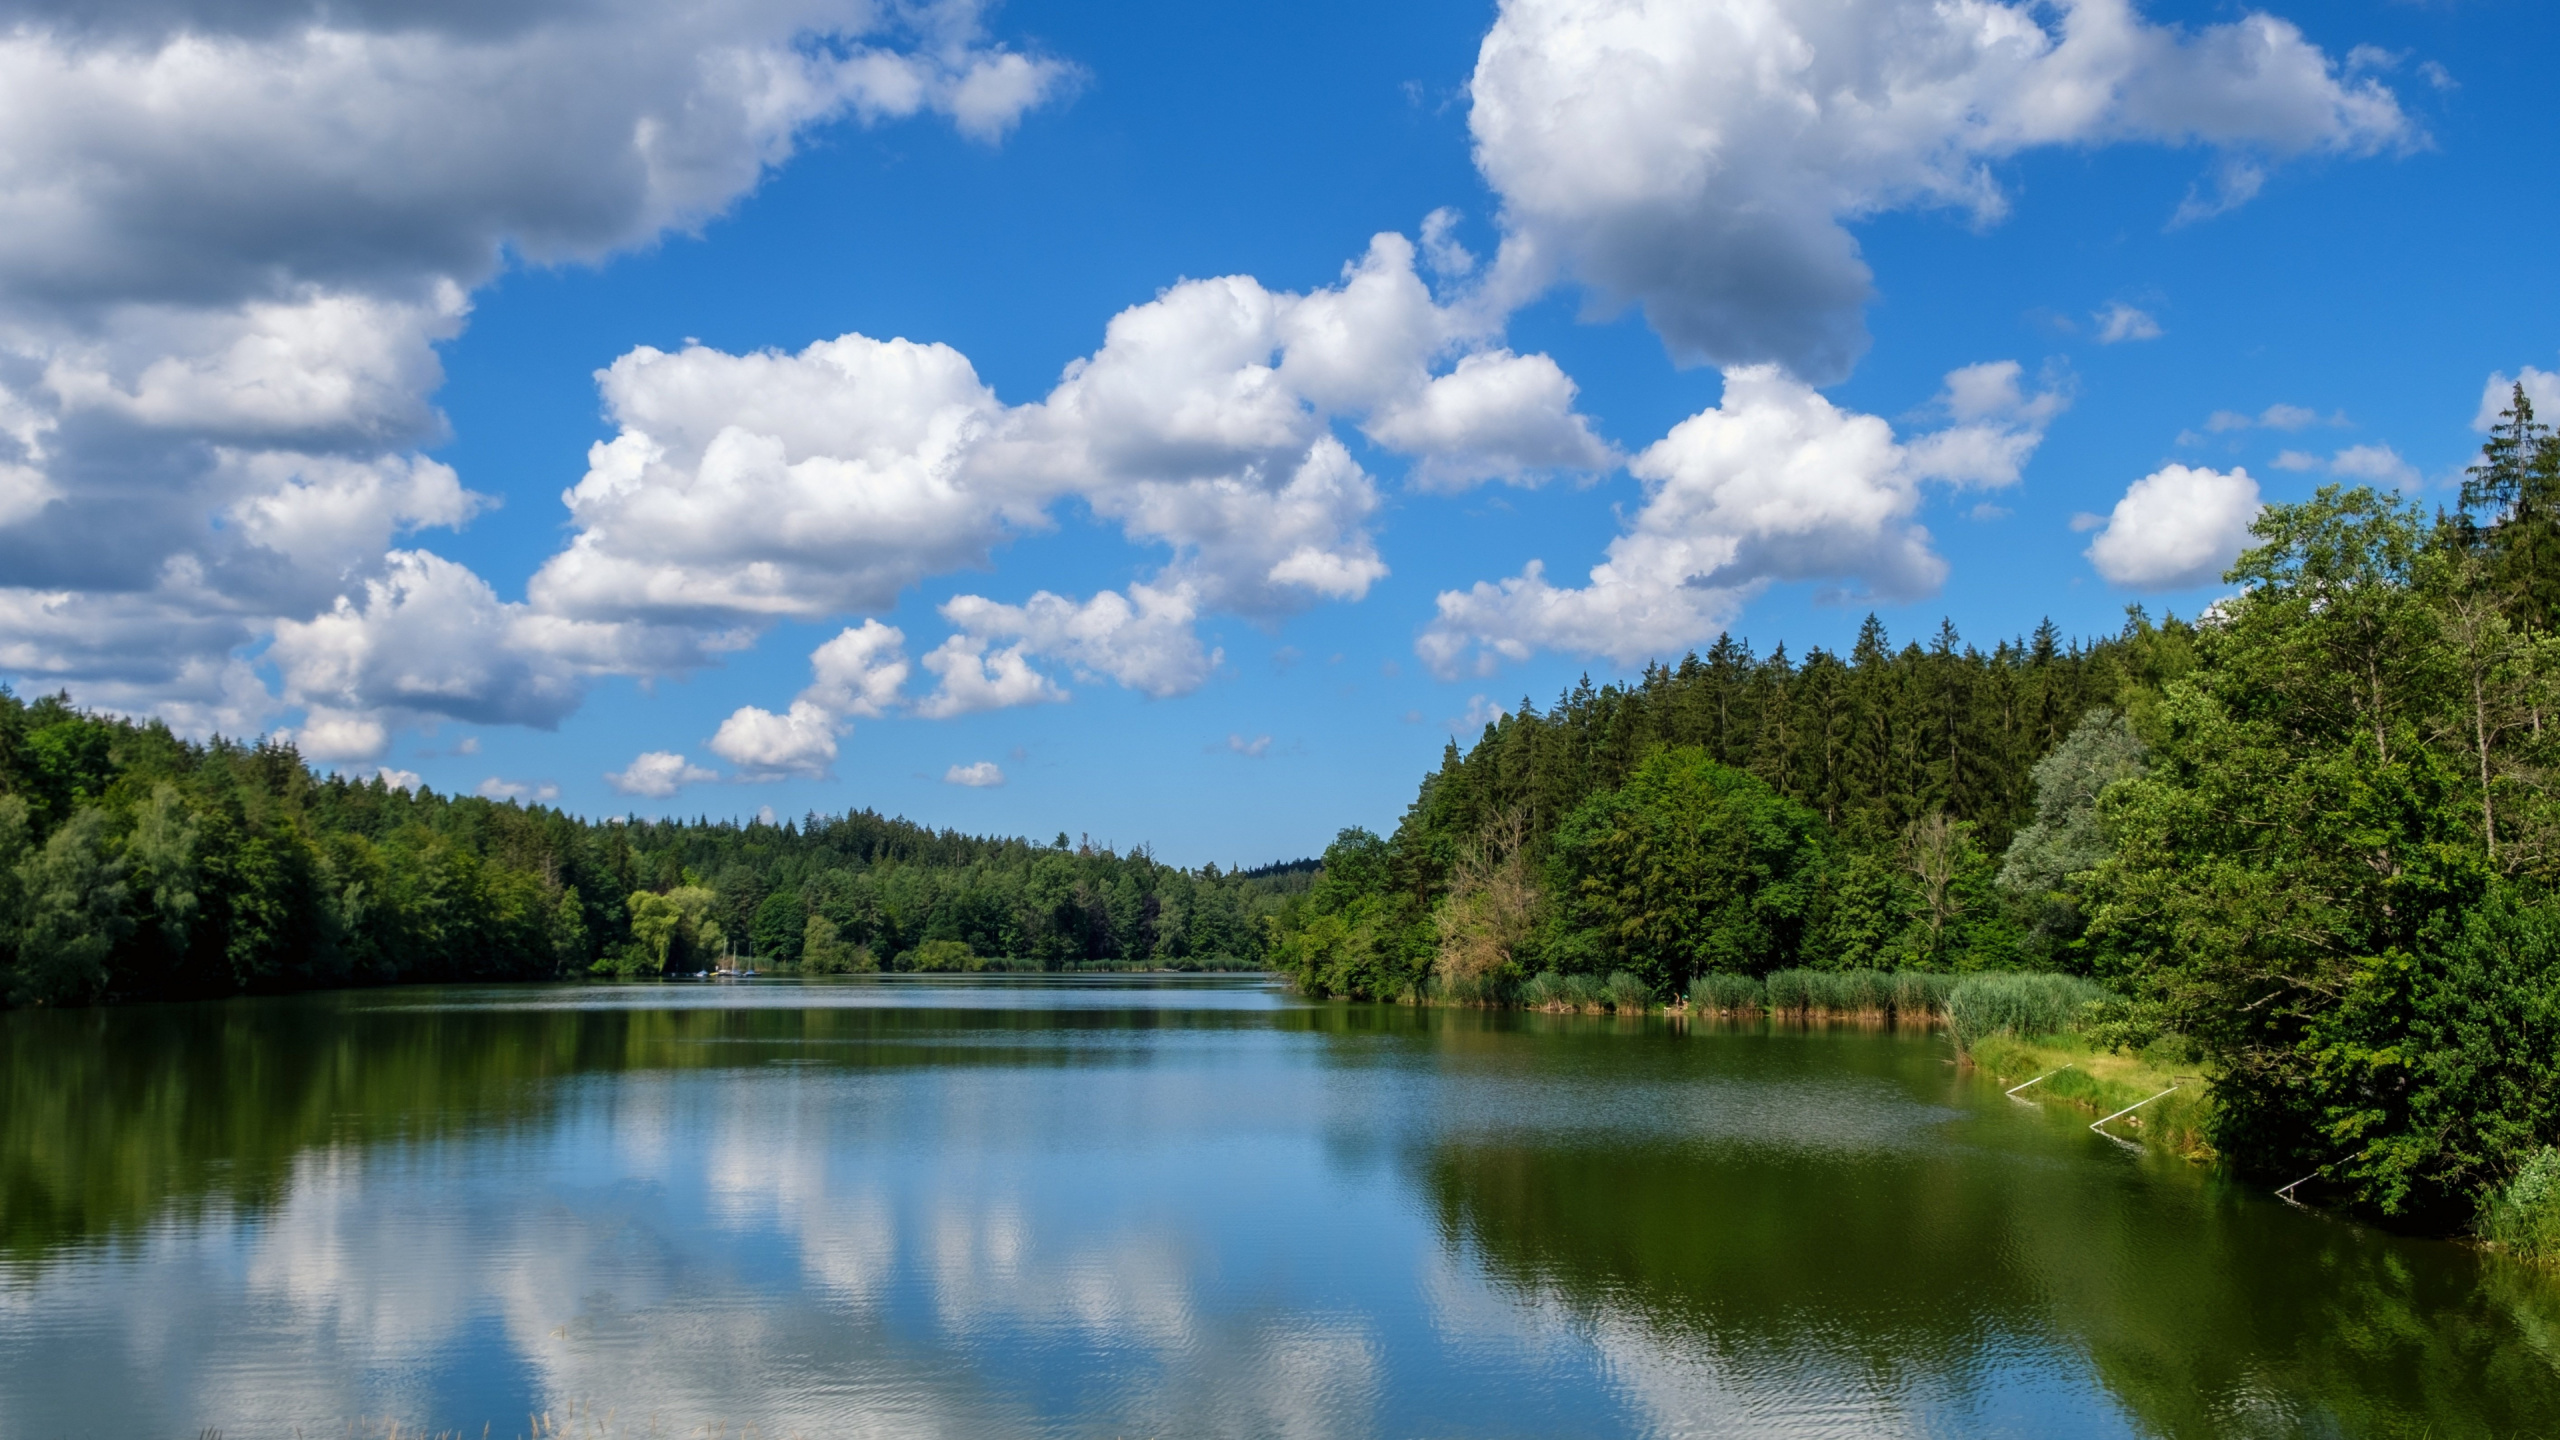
xmin=3 ymin=975 xmax=2557 ymax=1438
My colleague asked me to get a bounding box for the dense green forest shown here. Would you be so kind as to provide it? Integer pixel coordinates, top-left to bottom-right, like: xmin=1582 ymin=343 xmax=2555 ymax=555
xmin=1274 ymin=387 xmax=2560 ymax=1239
xmin=0 ymin=700 xmax=1307 ymax=1006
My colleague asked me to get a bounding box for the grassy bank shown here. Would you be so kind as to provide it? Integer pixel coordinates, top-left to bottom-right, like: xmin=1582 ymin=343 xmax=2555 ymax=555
xmin=1965 ymin=1032 xmax=2216 ymax=1160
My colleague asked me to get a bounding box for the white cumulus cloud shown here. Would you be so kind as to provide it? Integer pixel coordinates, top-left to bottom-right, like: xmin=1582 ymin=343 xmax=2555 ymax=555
xmin=944 ymin=760 xmax=1005 ymax=787
xmin=607 ymin=750 xmax=719 ymax=799
xmin=1419 ymin=362 xmax=2063 ymax=675
xmin=707 ymin=620 xmax=911 ymax=779
xmin=939 ymin=584 xmax=1216 ymax=698
xmin=1467 ymin=0 xmax=2411 ymax=379
xmin=916 ymin=636 xmax=1068 ymax=718
xmin=0 ymin=0 xmax=1070 ymax=743
xmin=2085 ymin=463 xmax=2263 ymax=589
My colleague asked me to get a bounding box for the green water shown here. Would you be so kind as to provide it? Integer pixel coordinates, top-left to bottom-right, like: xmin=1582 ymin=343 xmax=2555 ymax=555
xmin=1 ymin=976 xmax=2555 ymax=1438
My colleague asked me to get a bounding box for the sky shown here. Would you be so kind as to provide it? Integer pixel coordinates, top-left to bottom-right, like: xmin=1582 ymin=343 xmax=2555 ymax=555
xmin=2 ymin=0 xmax=2556 ymax=866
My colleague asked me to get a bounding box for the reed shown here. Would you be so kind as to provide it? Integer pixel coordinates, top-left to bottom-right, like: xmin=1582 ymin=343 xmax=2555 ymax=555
xmin=1944 ymin=972 xmax=2113 ymax=1049
xmin=1688 ymin=971 xmax=1765 ymax=1012
xmin=1603 ymin=971 xmax=1655 ymax=1012
xmin=1891 ymin=970 xmax=1952 ymax=1017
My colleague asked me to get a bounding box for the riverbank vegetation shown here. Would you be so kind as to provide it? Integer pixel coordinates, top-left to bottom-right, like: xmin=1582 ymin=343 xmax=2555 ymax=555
xmin=1275 ymin=389 xmax=2560 ymax=1242
xmin=0 ymin=700 xmax=1304 ymax=1005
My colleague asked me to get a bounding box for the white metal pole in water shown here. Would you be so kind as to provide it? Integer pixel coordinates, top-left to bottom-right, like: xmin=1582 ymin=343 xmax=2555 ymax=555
xmin=2090 ymin=1084 xmax=2181 ymax=1139
xmin=2006 ymin=1065 xmax=2072 ymax=1098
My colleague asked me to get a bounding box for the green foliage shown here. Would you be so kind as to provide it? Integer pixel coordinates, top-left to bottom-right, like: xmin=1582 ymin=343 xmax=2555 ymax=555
xmin=903 ymin=937 xmax=978 ymax=971
xmin=1996 ymin=708 xmax=2146 ymax=964
xmin=2478 ymin=1147 xmax=2560 ymax=1264
xmin=2081 ymin=484 xmax=2560 ymax=1222
xmin=1748 ymin=967 xmax=1952 ymax=1017
xmin=2461 ymin=383 xmax=2560 ymax=627
xmin=1944 ymin=972 xmax=2113 ymax=1050
xmin=1271 ymin=828 xmax=1426 ymax=999
xmin=796 ymin=912 xmax=873 ymax=973
xmin=1546 ymin=748 xmax=1826 ymax=992
xmin=1273 ymin=611 xmax=2156 ymax=999
xmin=1603 ymin=971 xmax=1654 ymax=1011
xmin=1688 ymin=971 xmax=1765 ymax=1012
xmin=0 ymin=687 xmax=1304 ymax=1007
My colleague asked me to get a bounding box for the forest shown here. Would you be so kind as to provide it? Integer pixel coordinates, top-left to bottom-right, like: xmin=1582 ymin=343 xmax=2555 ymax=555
xmin=0 ymin=699 xmax=1306 ymax=1006
xmin=1270 ymin=387 xmax=2560 ymax=1239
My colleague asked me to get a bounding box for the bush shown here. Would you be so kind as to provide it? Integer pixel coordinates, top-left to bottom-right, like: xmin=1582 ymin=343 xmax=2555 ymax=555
xmin=1522 ymin=971 xmax=1568 ymax=1008
xmin=902 ymin=938 xmax=979 ymax=971
xmin=1690 ymin=972 xmax=1765 ymax=1012
xmin=1946 ymin=972 xmax=2112 ymax=1049
xmin=1562 ymin=972 xmax=1607 ymax=1010
xmin=1604 ymin=971 xmax=1654 ymax=1012
xmin=2479 ymin=1147 xmax=2560 ymax=1264
xmin=1432 ymin=970 xmax=1511 ymax=1005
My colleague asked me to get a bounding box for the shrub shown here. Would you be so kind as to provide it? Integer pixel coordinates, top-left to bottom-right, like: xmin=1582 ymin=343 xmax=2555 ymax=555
xmin=1522 ymin=971 xmax=1568 ymax=1008
xmin=1432 ymin=970 xmax=1511 ymax=1005
xmin=903 ymin=938 xmax=979 ymax=971
xmin=1562 ymin=972 xmax=1607 ymax=1010
xmin=1946 ymin=972 xmax=2112 ymax=1049
xmin=1690 ymin=972 xmax=1764 ymax=1012
xmin=1605 ymin=971 xmax=1655 ymax=1012
xmin=2479 ymin=1147 xmax=2560 ymax=1264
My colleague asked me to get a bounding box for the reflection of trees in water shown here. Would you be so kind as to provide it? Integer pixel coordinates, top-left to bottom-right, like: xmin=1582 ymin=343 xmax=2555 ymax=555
xmin=0 ymin=993 xmax=1277 ymax=1260
xmin=1420 ymin=1139 xmax=2560 ymax=1438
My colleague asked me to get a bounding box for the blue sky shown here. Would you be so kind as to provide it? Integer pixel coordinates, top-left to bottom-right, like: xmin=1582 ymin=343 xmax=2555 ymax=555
xmin=2 ymin=0 xmax=2554 ymax=864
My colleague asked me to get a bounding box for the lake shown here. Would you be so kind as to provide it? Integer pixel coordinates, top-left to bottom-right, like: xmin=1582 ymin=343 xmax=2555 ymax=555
xmin=2 ymin=975 xmax=2556 ymax=1438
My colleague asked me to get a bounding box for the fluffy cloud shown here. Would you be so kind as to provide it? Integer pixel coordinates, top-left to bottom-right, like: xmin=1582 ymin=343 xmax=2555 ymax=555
xmin=532 ymin=336 xmax=1020 ymax=625
xmin=267 ymin=550 xmax=595 ymax=749
xmin=1468 ymin=0 xmax=2411 ymax=379
xmin=1419 ymin=362 xmax=2062 ymax=674
xmin=2084 ymin=464 xmax=2263 ymax=589
xmin=943 ymin=760 xmax=1005 ymax=787
xmin=475 ymin=777 xmax=560 ymax=803
xmin=552 ymin=230 xmax=1606 ymax=717
xmin=1361 ymin=349 xmax=1616 ymax=490
xmin=607 ymin=750 xmax=720 ymax=799
xmin=2477 ymin=367 xmax=2560 ymax=431
xmin=0 ymin=0 xmax=1069 ymax=740
xmin=939 ymin=584 xmax=1216 ymax=698
xmin=706 ymin=620 xmax=910 ymax=779
xmin=916 ymin=637 xmax=1068 ymax=718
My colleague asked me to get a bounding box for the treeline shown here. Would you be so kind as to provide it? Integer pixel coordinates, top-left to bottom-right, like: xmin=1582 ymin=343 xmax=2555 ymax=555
xmin=1272 ymin=607 xmax=2185 ymax=1001
xmin=0 ymin=695 xmax=1306 ymax=1006
xmin=1277 ymin=387 xmax=2560 ymax=1238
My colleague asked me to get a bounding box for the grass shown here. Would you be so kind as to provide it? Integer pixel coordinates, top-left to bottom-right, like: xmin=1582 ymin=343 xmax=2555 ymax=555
xmin=1966 ymin=1031 xmax=2216 ymax=1159
xmin=2479 ymin=1145 xmax=2560 ymax=1266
